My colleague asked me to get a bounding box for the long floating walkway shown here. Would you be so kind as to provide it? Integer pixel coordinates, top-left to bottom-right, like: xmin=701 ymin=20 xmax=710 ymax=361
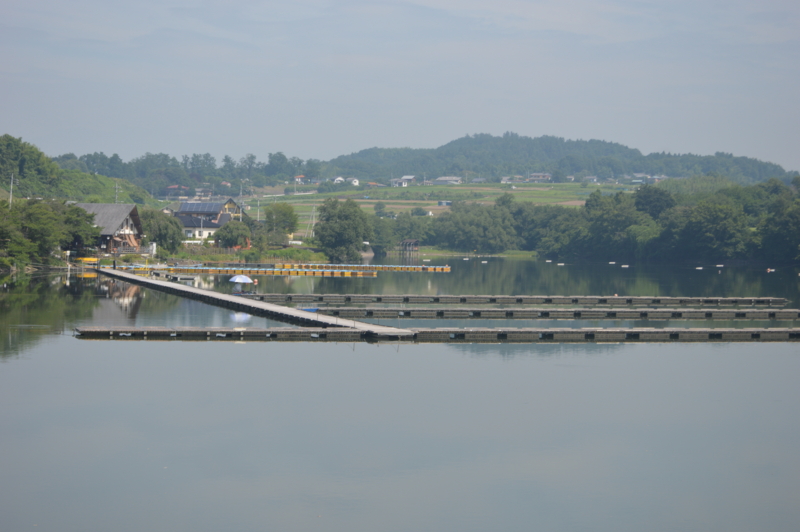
xmin=74 ymin=326 xmax=800 ymax=343
xmin=271 ymin=263 xmax=450 ymax=272
xmin=245 ymin=293 xmax=788 ymax=307
xmin=311 ymin=306 xmax=800 ymax=320
xmin=96 ymin=269 xmax=413 ymax=339
xmin=106 ymin=266 xmax=378 ymax=277
xmin=103 ymin=263 xmax=450 ymax=276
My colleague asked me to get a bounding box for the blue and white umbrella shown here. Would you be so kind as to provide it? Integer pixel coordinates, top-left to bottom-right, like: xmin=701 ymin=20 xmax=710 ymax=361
xmin=229 ymin=275 xmax=253 ymax=283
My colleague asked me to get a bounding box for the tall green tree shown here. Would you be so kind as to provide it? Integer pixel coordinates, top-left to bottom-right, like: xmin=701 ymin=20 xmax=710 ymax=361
xmin=678 ymin=202 xmax=751 ymax=261
xmin=215 ymin=220 xmax=251 ymax=248
xmin=262 ymin=203 xmax=298 ymax=234
xmin=140 ymin=209 xmax=184 ymax=253
xmin=634 ymin=184 xmax=676 ymax=219
xmin=315 ymin=198 xmax=373 ymax=262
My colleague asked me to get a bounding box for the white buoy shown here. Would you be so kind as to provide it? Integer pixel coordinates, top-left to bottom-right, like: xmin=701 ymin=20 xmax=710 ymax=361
xmin=546 ymin=259 xmax=552 ymax=263
xmin=696 ymin=267 xmax=703 ymax=270
xmin=463 ymin=258 xmax=469 ymax=261
xmin=609 ymin=262 xmax=616 ymax=265
xmin=716 ymin=264 xmax=724 ymax=268
xmin=557 ymin=263 xmax=565 ymax=266
xmin=481 ymin=260 xmax=487 ymax=264
xmin=621 ymin=265 xmax=629 ymax=268
xmin=422 ymin=259 xmax=430 ymax=262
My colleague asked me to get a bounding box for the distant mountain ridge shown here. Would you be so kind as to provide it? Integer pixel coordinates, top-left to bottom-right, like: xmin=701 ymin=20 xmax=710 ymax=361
xmin=326 ymin=133 xmax=795 ymax=183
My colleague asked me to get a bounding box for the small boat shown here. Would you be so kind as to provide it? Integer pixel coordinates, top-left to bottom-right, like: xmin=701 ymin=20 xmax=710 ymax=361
xmin=609 ymin=262 xmax=616 ymax=265
xmin=621 ymin=265 xmax=629 ymax=268
xmin=696 ymin=267 xmax=703 ymax=270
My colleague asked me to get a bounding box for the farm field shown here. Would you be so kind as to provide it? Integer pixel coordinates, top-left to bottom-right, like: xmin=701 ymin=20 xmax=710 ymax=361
xmin=242 ymin=182 xmax=632 ymax=235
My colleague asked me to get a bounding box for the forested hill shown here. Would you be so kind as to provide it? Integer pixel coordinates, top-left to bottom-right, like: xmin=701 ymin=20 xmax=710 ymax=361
xmin=0 ymin=135 xmax=153 ymax=204
xmin=326 ymin=133 xmax=795 ymax=183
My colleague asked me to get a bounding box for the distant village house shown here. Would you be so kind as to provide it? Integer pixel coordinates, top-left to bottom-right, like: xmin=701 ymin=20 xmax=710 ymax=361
xmin=172 ymin=198 xmax=244 ymax=240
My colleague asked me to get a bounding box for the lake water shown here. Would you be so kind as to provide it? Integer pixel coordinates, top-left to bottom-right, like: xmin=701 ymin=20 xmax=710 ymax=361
xmin=1 ymin=259 xmax=799 ymax=531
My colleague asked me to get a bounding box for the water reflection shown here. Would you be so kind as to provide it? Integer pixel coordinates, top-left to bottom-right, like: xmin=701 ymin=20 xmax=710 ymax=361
xmin=219 ymin=258 xmax=800 ymax=308
xmin=2 ymin=338 xmax=799 ymax=531
xmin=97 ymin=279 xmax=143 ymax=320
xmin=2 ymin=259 xmax=798 ymax=357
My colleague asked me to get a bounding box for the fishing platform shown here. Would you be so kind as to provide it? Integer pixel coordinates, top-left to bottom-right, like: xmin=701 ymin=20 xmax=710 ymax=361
xmin=104 ymin=262 xmax=450 ymax=277
xmin=74 ymin=326 xmax=800 ymax=343
xmin=246 ymin=293 xmax=788 ymax=307
xmin=96 ymin=269 xmax=413 ymax=340
xmin=88 ymin=268 xmax=795 ymax=344
xmin=294 ymin=306 xmax=800 ymax=320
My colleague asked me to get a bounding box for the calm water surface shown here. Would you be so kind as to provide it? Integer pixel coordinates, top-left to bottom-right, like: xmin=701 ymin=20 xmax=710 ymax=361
xmin=1 ymin=259 xmax=799 ymax=531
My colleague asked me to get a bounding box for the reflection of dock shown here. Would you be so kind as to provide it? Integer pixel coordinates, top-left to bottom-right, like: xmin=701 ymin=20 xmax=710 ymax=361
xmin=247 ymin=293 xmax=788 ymax=307
xmin=74 ymin=326 xmax=800 ymax=343
xmin=95 ymin=269 xmax=413 ymax=339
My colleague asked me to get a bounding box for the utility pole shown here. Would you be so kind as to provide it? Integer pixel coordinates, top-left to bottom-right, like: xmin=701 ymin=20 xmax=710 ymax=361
xmin=9 ymin=173 xmax=14 ymax=205
xmin=257 ymin=199 xmax=260 ymax=222
xmin=114 ymin=181 xmax=120 ymax=203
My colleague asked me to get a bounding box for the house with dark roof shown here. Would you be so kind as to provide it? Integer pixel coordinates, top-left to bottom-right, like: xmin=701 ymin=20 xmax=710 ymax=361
xmin=75 ymin=203 xmax=144 ymax=253
xmin=175 ymin=198 xmax=243 ymax=221
xmin=176 ymin=213 xmax=232 ymax=240
xmin=172 ymin=198 xmax=244 ymax=241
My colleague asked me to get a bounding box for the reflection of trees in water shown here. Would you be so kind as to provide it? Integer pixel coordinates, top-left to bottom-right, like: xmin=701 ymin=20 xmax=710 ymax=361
xmin=263 ymin=259 xmax=798 ymax=307
xmin=450 ymin=342 xmax=625 ymax=359
xmin=0 ymin=274 xmax=100 ymax=358
xmin=135 ymin=286 xmax=182 ymax=315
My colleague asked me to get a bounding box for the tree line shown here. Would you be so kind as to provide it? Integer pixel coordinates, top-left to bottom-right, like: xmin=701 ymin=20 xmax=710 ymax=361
xmin=0 ymin=135 xmax=152 ymax=204
xmin=316 ymin=176 xmax=800 ymax=264
xmin=51 ymin=151 xmax=322 ymax=198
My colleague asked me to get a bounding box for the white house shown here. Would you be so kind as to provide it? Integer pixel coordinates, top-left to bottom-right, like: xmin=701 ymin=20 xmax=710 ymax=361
xmin=346 ymin=177 xmax=359 ymax=186
xmin=434 ymin=176 xmax=462 ymax=185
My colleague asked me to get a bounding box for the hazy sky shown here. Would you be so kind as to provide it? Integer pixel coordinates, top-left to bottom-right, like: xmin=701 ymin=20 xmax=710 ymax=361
xmin=2 ymin=0 xmax=799 ymax=170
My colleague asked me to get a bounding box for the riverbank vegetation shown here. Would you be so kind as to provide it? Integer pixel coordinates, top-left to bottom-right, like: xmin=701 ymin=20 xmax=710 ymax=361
xmin=358 ymin=177 xmax=800 ymax=264
xmin=0 ymin=199 xmax=100 ymax=270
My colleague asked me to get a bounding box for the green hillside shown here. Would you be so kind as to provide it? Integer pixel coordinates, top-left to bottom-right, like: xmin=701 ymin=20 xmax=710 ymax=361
xmin=326 ymin=133 xmax=795 ymax=183
xmin=0 ymin=135 xmax=156 ymax=205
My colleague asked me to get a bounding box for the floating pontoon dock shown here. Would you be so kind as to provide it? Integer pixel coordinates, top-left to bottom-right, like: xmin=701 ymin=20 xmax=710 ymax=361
xmin=96 ymin=269 xmax=413 ymax=340
xmin=304 ymin=306 xmax=800 ymax=320
xmin=104 ymin=262 xmax=450 ymax=276
xmin=74 ymin=326 xmax=800 ymax=343
xmin=90 ymin=269 xmax=796 ymax=344
xmin=247 ymin=293 xmax=788 ymax=307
